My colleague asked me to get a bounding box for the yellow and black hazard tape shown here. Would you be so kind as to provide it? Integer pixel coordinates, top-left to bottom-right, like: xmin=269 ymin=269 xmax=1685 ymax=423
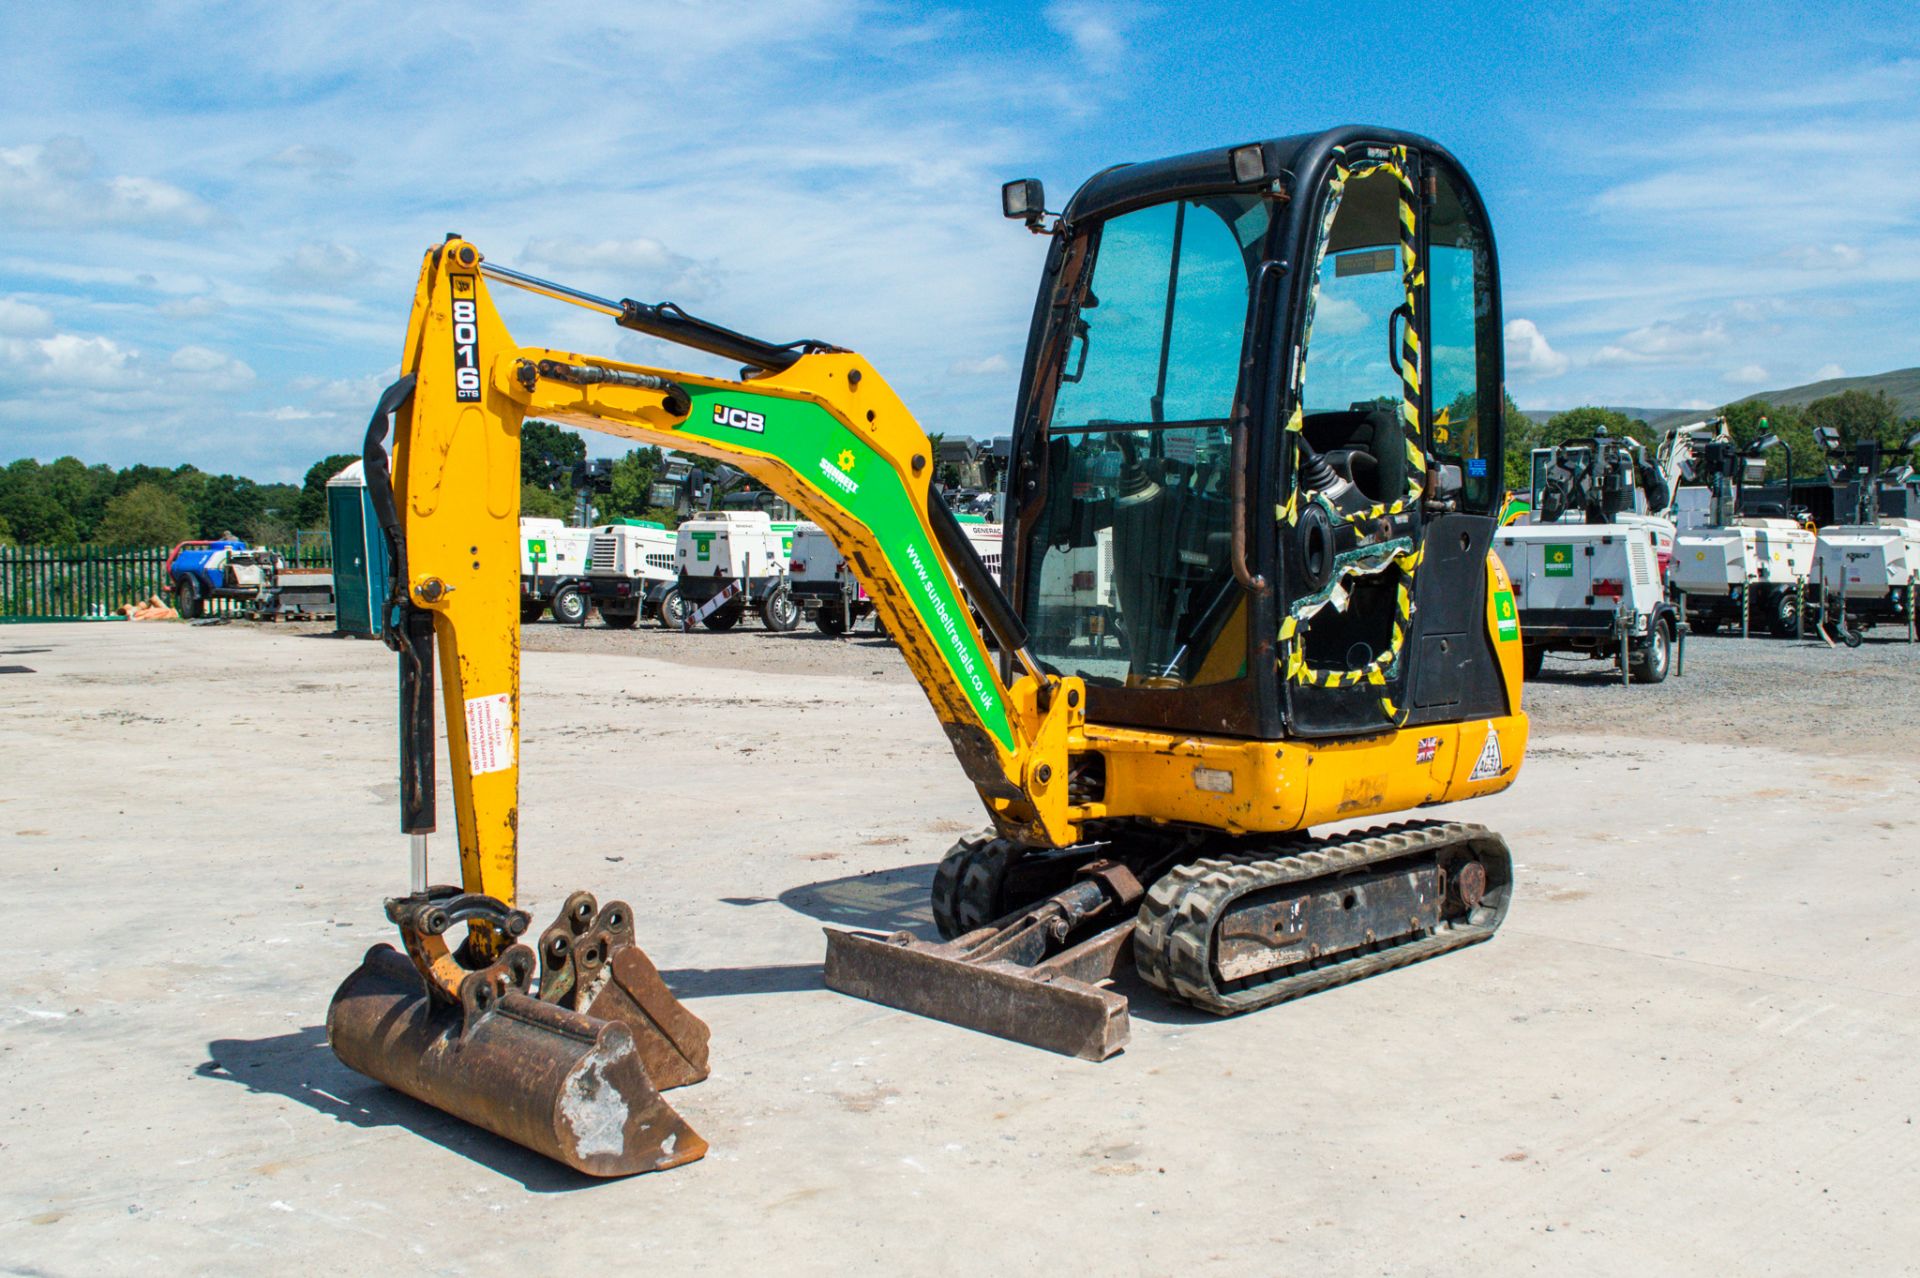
xmin=1279 ymin=543 xmax=1423 ymax=723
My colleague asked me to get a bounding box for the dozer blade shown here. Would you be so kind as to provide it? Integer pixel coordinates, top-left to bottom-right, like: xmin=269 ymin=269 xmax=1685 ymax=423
xmin=328 ymin=944 xmax=707 ymax=1176
xmin=824 ymin=925 xmax=1130 ymax=1061
xmin=823 ymin=871 xmax=1141 ymax=1061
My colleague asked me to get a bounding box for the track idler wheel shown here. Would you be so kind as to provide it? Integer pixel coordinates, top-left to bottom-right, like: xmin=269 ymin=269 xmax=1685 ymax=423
xmin=327 ymin=890 xmax=710 ymax=1176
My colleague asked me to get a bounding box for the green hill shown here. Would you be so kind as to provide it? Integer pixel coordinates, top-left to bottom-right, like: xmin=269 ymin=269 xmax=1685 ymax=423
xmin=1523 ymin=367 xmax=1920 ymax=430
xmin=1733 ymin=367 xmax=1920 ymax=417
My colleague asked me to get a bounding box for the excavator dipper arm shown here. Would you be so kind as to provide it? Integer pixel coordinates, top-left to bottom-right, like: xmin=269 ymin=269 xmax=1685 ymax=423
xmin=328 ymin=238 xmax=1092 ymax=1175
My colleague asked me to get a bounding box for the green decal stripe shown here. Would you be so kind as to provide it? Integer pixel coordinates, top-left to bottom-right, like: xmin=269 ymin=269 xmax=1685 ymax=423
xmin=679 ymin=390 xmax=1015 ymax=750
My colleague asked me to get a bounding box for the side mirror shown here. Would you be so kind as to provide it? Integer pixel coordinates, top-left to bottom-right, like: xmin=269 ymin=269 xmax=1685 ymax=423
xmin=1001 ymin=178 xmax=1047 ymax=231
xmin=1812 ymin=425 xmax=1841 ymax=453
xmin=1749 ymin=432 xmax=1780 ymax=454
xmin=1904 ymin=428 xmax=1920 ymax=451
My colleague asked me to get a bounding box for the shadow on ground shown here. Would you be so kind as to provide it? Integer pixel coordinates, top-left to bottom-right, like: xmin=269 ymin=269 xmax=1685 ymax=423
xmin=199 ymin=1026 xmax=608 ymax=1193
xmin=776 ymin=861 xmax=939 ymax=937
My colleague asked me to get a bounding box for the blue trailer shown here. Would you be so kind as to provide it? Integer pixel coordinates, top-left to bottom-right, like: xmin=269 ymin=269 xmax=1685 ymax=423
xmin=164 ymin=539 xmax=280 ymax=619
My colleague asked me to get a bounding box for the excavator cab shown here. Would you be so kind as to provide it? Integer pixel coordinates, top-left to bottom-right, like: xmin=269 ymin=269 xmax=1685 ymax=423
xmin=1004 ymin=129 xmax=1510 ymax=742
xmin=326 ymin=125 xmax=1526 ymax=1179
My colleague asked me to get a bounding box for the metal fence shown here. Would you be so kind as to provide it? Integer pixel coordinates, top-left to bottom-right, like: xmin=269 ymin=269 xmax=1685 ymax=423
xmin=0 ymin=542 xmax=332 ymax=623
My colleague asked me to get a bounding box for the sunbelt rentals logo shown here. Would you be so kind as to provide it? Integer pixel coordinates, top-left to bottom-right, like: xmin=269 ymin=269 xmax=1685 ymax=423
xmin=1543 ymin=544 xmax=1573 ymax=578
xmin=818 ymin=448 xmax=859 ymax=496
xmin=1493 ymin=588 xmax=1518 ymax=642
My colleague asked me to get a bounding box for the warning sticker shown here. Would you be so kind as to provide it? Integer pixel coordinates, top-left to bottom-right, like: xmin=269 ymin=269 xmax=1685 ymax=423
xmin=1468 ymin=728 xmax=1504 ymax=782
xmin=464 ymin=693 xmax=515 ymax=776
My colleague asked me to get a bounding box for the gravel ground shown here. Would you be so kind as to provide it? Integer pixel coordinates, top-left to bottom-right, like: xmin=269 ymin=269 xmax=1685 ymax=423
xmin=8 ymin=620 xmax=1918 ymax=1274
xmin=515 ymin=614 xmax=1919 ymax=757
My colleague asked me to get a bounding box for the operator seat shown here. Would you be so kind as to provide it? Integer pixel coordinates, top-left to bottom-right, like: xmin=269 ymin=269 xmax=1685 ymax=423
xmin=1302 ymin=405 xmax=1408 ymax=503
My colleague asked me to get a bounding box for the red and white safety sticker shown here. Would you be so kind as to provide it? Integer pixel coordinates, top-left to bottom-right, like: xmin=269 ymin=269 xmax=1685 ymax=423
xmin=464 ymin=692 xmax=515 ymax=776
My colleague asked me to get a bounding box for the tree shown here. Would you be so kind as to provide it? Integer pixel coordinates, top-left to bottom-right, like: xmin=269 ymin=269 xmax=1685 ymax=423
xmin=1802 ymin=389 xmax=1901 ymax=455
xmin=601 ymin=447 xmax=664 ymax=522
xmin=521 ymin=482 xmax=571 ymax=521
xmin=0 ymin=461 xmax=80 ymax=544
xmin=522 ymin=420 xmax=586 ymax=492
xmin=1720 ymin=399 xmax=1811 ymax=480
xmin=1539 ymin=406 xmax=1651 ymax=449
xmin=41 ymin=457 xmax=115 ymax=540
xmin=94 ymin=482 xmax=192 ymax=546
xmin=296 ymin=453 xmax=359 ymax=529
xmin=193 ymin=474 xmax=265 ymax=539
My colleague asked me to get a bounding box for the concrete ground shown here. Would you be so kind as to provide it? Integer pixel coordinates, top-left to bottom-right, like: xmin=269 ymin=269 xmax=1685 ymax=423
xmin=1 ymin=621 xmax=1916 ymax=1275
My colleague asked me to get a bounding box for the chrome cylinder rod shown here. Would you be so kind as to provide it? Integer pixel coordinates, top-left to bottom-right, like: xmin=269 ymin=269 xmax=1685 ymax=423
xmin=478 ymin=262 xmax=623 ymax=317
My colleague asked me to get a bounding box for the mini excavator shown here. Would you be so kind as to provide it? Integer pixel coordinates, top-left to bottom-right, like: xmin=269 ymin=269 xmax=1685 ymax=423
xmin=327 ymin=126 xmax=1529 ymax=1176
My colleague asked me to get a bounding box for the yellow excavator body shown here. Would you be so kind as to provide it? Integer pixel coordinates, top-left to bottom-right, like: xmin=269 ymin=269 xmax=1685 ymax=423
xmin=328 ymin=124 xmax=1528 ymax=1176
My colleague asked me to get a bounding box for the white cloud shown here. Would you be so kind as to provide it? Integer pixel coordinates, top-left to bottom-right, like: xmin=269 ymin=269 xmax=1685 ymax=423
xmin=520 ymin=236 xmax=716 ymax=298
xmin=1780 ymin=243 xmax=1863 ymax=270
xmin=1722 ymin=363 xmax=1769 ymax=386
xmin=0 ymin=137 xmax=212 ymax=229
xmin=1813 ymin=362 xmax=1846 ymax=380
xmin=276 ymin=242 xmax=367 ymax=285
xmin=948 ymin=353 xmax=1009 ymax=376
xmin=1504 ymin=318 xmax=1568 ymax=379
xmin=258 ymin=143 xmax=351 ymax=173
xmin=168 ymin=344 xmax=255 ymax=386
xmin=157 ymin=295 xmax=224 ymax=319
xmin=1313 ymin=294 xmax=1366 ymax=337
xmin=0 ymin=331 xmax=140 ymax=388
xmin=0 ymin=297 xmax=53 ymax=335
xmin=246 ymin=405 xmax=335 ymax=421
xmin=1591 ymin=317 xmax=1731 ymax=366
xmin=1044 ymin=1 xmax=1136 ymax=72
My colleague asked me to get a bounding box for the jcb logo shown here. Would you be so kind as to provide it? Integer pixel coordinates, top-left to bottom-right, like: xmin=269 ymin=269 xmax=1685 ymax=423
xmin=451 ymin=295 xmax=481 ymax=402
xmin=712 ymin=404 xmax=765 ymax=433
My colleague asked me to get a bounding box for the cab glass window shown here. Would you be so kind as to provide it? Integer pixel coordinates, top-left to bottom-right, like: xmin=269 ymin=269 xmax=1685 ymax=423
xmin=1050 ymin=196 xmax=1271 ymax=431
xmin=1427 ymin=170 xmax=1499 ymax=512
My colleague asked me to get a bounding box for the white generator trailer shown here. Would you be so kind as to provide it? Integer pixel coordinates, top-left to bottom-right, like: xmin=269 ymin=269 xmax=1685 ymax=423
xmin=1806 ymin=426 xmax=1920 ymax=643
xmin=519 ymin=517 xmax=594 ymax=624
xmin=1812 ymin=521 xmax=1919 ymax=641
xmin=674 ymin=510 xmax=798 ymax=631
xmin=1528 ymin=434 xmax=1676 ymax=581
xmin=788 ymin=515 xmax=1004 ymax=638
xmin=1494 ymin=523 xmax=1678 ymax=684
xmin=788 ymin=521 xmax=872 ymax=634
xmin=1665 ymin=426 xmax=1814 ymax=639
xmin=1671 ymin=521 xmax=1816 ymax=637
xmin=586 ymin=519 xmax=679 ymax=628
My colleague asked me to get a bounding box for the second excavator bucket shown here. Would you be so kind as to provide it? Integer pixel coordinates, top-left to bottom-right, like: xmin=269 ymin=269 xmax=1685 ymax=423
xmin=327 ymin=893 xmax=712 ymax=1177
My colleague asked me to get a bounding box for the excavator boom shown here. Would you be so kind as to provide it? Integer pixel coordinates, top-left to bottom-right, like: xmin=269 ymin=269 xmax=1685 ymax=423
xmin=328 ymin=239 xmax=1092 ymax=1174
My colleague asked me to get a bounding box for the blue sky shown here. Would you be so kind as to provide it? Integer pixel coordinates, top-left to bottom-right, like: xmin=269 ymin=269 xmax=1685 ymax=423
xmin=1 ymin=1 xmax=1915 ymax=480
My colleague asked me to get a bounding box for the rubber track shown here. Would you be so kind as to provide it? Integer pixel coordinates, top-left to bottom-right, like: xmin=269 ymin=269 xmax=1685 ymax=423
xmin=930 ymin=833 xmax=1010 ymax=940
xmin=1133 ymin=820 xmax=1509 ymax=1015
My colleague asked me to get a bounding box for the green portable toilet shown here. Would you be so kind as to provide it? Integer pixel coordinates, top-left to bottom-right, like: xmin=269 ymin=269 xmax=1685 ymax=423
xmin=327 ymin=460 xmax=389 ymax=637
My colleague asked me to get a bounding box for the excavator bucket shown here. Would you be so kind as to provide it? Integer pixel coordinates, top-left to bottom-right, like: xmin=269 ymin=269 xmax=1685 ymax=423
xmin=327 ymin=891 xmax=711 ymax=1177
xmin=329 ymin=945 xmax=707 ymax=1176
